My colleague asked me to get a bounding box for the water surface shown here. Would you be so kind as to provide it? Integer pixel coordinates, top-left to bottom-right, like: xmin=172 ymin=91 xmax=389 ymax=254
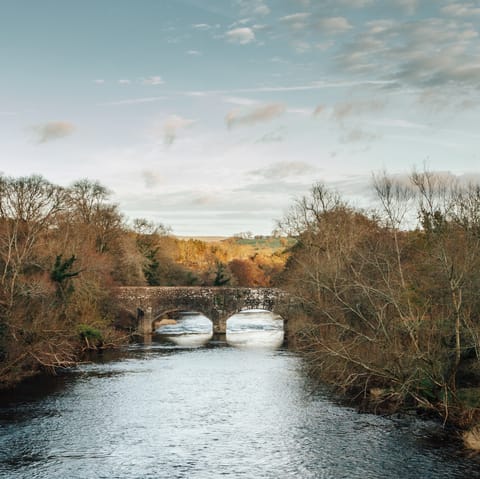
xmin=1 ymin=342 xmax=479 ymax=479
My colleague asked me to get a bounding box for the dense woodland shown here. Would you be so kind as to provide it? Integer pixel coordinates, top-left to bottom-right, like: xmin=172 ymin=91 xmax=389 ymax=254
xmin=0 ymin=175 xmax=286 ymax=387
xmin=279 ymin=170 xmax=480 ymax=439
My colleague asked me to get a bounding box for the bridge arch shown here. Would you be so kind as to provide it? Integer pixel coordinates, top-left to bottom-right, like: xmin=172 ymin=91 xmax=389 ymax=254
xmin=226 ymin=309 xmax=285 ymax=348
xmin=153 ymin=309 xmax=213 ymax=334
xmin=114 ymin=286 xmax=290 ymax=336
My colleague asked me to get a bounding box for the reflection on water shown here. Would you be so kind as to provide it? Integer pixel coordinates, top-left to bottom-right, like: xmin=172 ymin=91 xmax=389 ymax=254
xmin=155 ymin=312 xmax=213 ymax=347
xmin=1 ymin=343 xmax=480 ymax=479
xmin=227 ymin=309 xmax=284 ymax=349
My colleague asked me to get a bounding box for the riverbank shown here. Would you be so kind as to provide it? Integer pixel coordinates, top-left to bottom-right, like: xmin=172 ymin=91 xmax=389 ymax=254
xmin=285 ymin=314 xmax=480 ymax=453
xmin=0 ymin=325 xmax=129 ymax=391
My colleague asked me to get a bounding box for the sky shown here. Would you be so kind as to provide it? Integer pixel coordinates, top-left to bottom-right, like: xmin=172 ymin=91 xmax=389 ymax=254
xmin=1 ymin=0 xmax=480 ymax=235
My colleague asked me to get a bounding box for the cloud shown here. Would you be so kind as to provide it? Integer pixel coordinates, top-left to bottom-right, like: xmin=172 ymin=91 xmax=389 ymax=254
xmin=183 ymin=80 xmax=395 ymax=97
xmin=441 ymin=2 xmax=480 ymax=17
xmin=235 ymin=180 xmax=310 ymax=196
xmin=226 ymin=103 xmax=286 ymax=128
xmin=226 ymin=27 xmax=255 ymax=44
xmin=280 ymin=13 xmax=352 ymax=39
xmin=366 ymin=19 xmax=395 ymax=35
xmin=93 ymin=79 xmax=105 ymax=84
xmin=33 ymin=121 xmax=75 ymax=144
xmin=368 ymin=118 xmax=428 ymax=130
xmin=101 ymin=96 xmax=166 ymax=106
xmin=340 ymin=128 xmax=379 ymax=143
xmin=313 ymin=105 xmax=324 ymax=116
xmin=336 ymin=16 xmax=480 ymax=95
xmin=252 ymin=23 xmax=269 ymax=31
xmin=316 ymin=17 xmax=353 ymax=34
xmin=118 ymin=79 xmax=131 ymax=84
xmin=255 ymin=128 xmax=287 ymax=143
xmin=237 ymin=0 xmax=271 ymax=16
xmin=249 ymin=161 xmax=317 ymax=179
xmin=293 ymin=40 xmax=311 ymax=53
xmin=332 ymin=99 xmax=386 ymax=121
xmin=287 ymin=107 xmax=311 ymax=116
xmin=338 ymin=0 xmax=375 ymax=6
xmin=141 ymin=170 xmax=164 ymax=189
xmin=187 ymin=50 xmax=202 ymax=55
xmin=280 ymin=12 xmax=311 ymax=30
xmin=394 ymin=0 xmax=418 ymax=15
xmin=163 ymin=115 xmax=195 ymax=146
xmin=222 ymin=96 xmax=260 ymax=106
xmin=315 ymin=41 xmax=334 ymax=51
xmin=193 ymin=23 xmax=211 ymax=30
xmin=142 ymin=76 xmax=164 ymax=85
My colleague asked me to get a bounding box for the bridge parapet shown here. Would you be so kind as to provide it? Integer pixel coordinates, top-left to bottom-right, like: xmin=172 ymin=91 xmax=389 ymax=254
xmin=114 ymin=286 xmax=290 ymax=335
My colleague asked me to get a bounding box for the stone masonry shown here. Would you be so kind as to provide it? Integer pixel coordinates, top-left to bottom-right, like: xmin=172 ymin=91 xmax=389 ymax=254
xmin=114 ymin=286 xmax=290 ymax=335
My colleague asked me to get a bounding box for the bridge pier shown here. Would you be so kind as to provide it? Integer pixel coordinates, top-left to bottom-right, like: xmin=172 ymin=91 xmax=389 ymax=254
xmin=115 ymin=287 xmax=291 ymax=336
xmin=138 ymin=306 xmax=154 ymax=335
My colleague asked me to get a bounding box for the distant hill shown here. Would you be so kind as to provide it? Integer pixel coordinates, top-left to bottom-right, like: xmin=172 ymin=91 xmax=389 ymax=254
xmin=175 ymin=235 xmax=294 ymax=257
xmin=174 ymin=236 xmax=228 ymax=243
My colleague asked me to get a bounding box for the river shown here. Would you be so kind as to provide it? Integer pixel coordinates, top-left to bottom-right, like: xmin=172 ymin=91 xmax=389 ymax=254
xmin=1 ymin=338 xmax=480 ymax=477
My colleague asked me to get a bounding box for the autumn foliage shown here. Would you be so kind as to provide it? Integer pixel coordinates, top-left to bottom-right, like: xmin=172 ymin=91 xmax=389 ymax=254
xmin=0 ymin=175 xmax=288 ymax=387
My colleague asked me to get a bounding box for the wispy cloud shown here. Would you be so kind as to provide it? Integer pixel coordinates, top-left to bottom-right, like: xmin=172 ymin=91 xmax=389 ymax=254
xmin=237 ymin=80 xmax=394 ymax=93
xmin=338 ymin=0 xmax=375 ymax=7
xmin=182 ymin=80 xmax=395 ymax=97
xmin=316 ymin=17 xmax=353 ymax=34
xmin=226 ymin=27 xmax=255 ymax=44
xmin=142 ymin=76 xmax=164 ymax=85
xmin=33 ymin=121 xmax=75 ymax=144
xmin=141 ymin=170 xmax=164 ymax=189
xmin=193 ymin=23 xmax=211 ymax=30
xmin=340 ymin=128 xmax=379 ymax=143
xmin=394 ymin=0 xmax=418 ymax=15
xmin=101 ymin=96 xmax=166 ymax=106
xmin=441 ymin=2 xmax=480 ymax=17
xmin=337 ymin=16 xmax=480 ymax=95
xmin=249 ymin=161 xmax=317 ymax=179
xmin=367 ymin=118 xmax=428 ymax=130
xmin=186 ymin=50 xmax=202 ymax=55
xmin=226 ymin=103 xmax=285 ymax=128
xmin=222 ymin=96 xmax=260 ymax=106
xmin=280 ymin=12 xmax=311 ymax=30
xmin=163 ymin=115 xmax=195 ymax=146
xmin=287 ymin=107 xmax=312 ymax=116
xmin=332 ymin=99 xmax=386 ymax=121
xmin=118 ymin=79 xmax=131 ymax=84
xmin=313 ymin=105 xmax=324 ymax=116
xmin=237 ymin=0 xmax=271 ymax=17
xmin=93 ymin=79 xmax=105 ymax=84
xmin=255 ymin=127 xmax=287 ymax=143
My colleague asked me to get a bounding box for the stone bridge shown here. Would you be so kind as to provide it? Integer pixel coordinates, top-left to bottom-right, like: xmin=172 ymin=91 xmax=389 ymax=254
xmin=114 ymin=287 xmax=291 ymax=336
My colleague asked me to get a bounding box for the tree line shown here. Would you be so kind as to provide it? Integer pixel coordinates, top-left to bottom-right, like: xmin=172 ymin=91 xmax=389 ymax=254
xmin=0 ymin=175 xmax=286 ymax=387
xmin=279 ymin=170 xmax=480 ymax=433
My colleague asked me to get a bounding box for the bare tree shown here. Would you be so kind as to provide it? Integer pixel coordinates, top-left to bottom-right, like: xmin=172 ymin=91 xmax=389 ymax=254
xmin=0 ymin=175 xmax=66 ymax=309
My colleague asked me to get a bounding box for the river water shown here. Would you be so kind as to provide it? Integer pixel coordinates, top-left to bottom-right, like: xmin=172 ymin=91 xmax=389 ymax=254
xmin=1 ymin=339 xmax=480 ymax=477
